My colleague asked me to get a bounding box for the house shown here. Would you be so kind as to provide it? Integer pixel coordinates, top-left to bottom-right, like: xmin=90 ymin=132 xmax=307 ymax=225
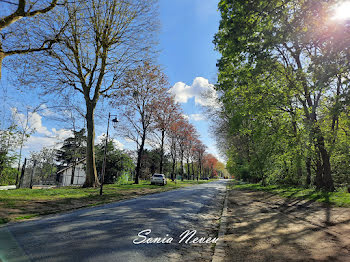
xmin=56 ymin=158 xmax=86 ymax=186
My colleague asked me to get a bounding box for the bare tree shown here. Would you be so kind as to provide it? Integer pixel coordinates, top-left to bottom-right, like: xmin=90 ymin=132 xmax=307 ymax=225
xmin=184 ymin=128 xmax=198 ymax=180
xmin=176 ymin=119 xmax=195 ymax=181
xmin=22 ymin=0 xmax=159 ymax=187
xmin=193 ymin=138 xmax=206 ymax=180
xmin=168 ymin=120 xmax=179 ymax=181
xmin=113 ymin=62 xmax=168 ymax=184
xmin=11 ymin=106 xmax=39 ymax=184
xmin=0 ymin=0 xmax=63 ymax=79
xmin=152 ymin=95 xmax=181 ymax=174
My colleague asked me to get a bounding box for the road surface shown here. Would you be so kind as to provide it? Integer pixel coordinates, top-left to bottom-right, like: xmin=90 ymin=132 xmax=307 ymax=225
xmin=0 ymin=180 xmax=227 ymax=262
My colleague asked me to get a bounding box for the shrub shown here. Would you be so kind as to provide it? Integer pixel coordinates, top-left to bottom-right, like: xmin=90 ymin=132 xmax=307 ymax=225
xmin=0 ymin=167 xmax=18 ymax=186
xmin=116 ymin=171 xmax=132 ymax=185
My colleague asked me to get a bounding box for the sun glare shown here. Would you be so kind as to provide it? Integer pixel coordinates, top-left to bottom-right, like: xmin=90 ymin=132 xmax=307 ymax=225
xmin=333 ymin=1 xmax=350 ymax=20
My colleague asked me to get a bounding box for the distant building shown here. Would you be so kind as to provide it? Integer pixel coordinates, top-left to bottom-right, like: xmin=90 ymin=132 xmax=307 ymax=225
xmin=56 ymin=159 xmax=86 ymax=186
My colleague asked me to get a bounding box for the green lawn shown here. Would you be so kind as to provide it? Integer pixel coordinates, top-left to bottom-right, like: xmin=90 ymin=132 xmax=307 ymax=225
xmin=0 ymin=179 xmax=214 ymax=224
xmin=229 ymin=181 xmax=350 ymax=207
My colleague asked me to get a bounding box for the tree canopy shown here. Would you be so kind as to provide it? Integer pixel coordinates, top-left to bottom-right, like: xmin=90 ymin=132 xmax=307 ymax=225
xmin=214 ymin=0 xmax=350 ymax=191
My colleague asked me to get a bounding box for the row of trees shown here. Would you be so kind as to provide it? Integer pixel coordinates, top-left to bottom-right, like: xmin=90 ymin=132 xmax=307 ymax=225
xmin=73 ymin=61 xmax=224 ymax=182
xmin=0 ymin=0 xmax=225 ymax=186
xmin=55 ymin=126 xmax=225 ymax=184
xmin=24 ymin=111 xmax=225 ymax=186
xmin=214 ymin=0 xmax=350 ymax=191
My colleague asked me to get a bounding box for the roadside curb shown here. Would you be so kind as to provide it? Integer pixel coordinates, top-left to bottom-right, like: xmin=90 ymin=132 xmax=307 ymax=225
xmin=212 ymin=184 xmax=228 ymax=262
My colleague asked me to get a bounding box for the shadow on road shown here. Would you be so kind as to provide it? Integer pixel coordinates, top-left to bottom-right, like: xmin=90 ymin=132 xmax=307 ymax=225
xmin=1 ymin=181 xmax=227 ymax=262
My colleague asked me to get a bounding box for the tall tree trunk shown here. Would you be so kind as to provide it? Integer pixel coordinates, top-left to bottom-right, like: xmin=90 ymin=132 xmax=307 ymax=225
xmin=18 ymin=158 xmax=26 ymax=188
xmin=191 ymin=161 xmax=194 ymax=180
xmin=306 ymin=156 xmax=311 ymax=187
xmin=186 ymin=158 xmax=190 ymax=180
xmin=135 ymin=132 xmax=146 ymax=184
xmin=329 ymin=75 xmax=341 ymax=153
xmin=311 ymin=124 xmax=335 ymax=191
xmin=171 ymin=156 xmax=176 ymax=181
xmin=296 ymin=160 xmax=302 ymax=183
xmin=291 ymin=115 xmax=303 ymax=181
xmin=316 ymin=134 xmax=334 ymax=191
xmin=0 ymin=48 xmax=4 ymax=80
xmin=0 ymin=152 xmax=5 ymax=176
xmin=170 ymin=140 xmax=176 ymax=181
xmin=180 ymin=150 xmax=184 ymax=181
xmin=159 ymin=129 xmax=165 ymax=173
xmin=70 ymin=162 xmax=76 ymax=185
xmin=15 ymin=133 xmax=25 ymax=185
xmin=198 ymin=158 xmax=202 ymax=180
xmin=305 ymin=104 xmax=335 ymax=191
xmin=314 ymin=157 xmax=324 ymax=190
xmin=84 ymin=104 xmax=99 ymax=187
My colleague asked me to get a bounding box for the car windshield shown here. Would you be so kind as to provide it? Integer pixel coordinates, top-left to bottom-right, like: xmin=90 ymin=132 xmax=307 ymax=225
xmin=153 ymin=175 xmax=163 ymax=178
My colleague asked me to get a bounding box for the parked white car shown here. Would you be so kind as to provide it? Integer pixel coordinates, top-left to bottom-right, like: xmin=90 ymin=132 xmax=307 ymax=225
xmin=151 ymin=174 xmax=167 ymax=186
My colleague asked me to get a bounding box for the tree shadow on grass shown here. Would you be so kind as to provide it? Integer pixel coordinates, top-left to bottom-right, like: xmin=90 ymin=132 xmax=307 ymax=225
xmin=224 ymin=189 xmax=350 ymax=262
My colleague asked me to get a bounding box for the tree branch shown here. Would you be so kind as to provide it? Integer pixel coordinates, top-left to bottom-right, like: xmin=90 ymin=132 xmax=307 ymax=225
xmin=0 ymin=0 xmax=59 ymax=30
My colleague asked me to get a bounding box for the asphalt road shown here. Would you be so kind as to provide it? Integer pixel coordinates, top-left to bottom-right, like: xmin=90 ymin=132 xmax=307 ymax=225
xmin=0 ymin=180 xmax=227 ymax=262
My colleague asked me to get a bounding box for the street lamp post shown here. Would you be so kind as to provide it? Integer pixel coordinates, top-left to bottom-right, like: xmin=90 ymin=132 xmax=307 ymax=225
xmin=100 ymin=113 xmax=119 ymax=196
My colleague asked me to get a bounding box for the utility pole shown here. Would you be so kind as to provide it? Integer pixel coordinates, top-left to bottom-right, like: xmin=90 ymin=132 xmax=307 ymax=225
xmin=30 ymin=160 xmax=37 ymax=189
xmin=100 ymin=113 xmax=119 ymax=196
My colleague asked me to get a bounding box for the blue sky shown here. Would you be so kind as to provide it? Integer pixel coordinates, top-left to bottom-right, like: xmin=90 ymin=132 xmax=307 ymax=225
xmin=159 ymin=0 xmax=219 ymax=84
xmin=158 ymin=0 xmax=222 ymax=161
xmin=1 ymin=0 xmax=223 ymax=162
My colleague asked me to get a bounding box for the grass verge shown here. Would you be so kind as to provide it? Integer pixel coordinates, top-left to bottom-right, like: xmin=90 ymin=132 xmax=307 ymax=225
xmin=0 ymin=179 xmax=214 ymax=225
xmin=229 ymin=181 xmax=350 ymax=207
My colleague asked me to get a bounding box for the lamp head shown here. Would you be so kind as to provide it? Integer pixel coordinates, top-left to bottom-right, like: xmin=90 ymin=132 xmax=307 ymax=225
xmin=112 ymin=117 xmax=119 ymax=128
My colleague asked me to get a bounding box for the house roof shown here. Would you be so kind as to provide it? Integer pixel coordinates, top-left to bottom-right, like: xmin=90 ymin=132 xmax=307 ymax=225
xmin=56 ymin=158 xmax=86 ymax=174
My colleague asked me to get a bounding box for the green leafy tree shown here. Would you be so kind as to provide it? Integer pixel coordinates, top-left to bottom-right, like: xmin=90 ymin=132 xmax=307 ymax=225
xmin=138 ymin=148 xmax=171 ymax=178
xmin=95 ymin=139 xmax=134 ymax=184
xmin=56 ymin=128 xmax=86 ymax=167
xmin=56 ymin=128 xmax=86 ymax=185
xmin=29 ymin=147 xmax=57 ymax=184
xmin=214 ymin=0 xmax=350 ymax=191
xmin=0 ymin=124 xmax=20 ymax=185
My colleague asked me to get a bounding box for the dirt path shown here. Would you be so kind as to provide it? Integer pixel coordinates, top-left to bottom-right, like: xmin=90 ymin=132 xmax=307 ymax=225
xmin=222 ymin=189 xmax=350 ymax=262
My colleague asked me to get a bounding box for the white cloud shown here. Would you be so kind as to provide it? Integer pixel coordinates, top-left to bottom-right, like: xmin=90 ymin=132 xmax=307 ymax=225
xmin=25 ymin=135 xmax=60 ymax=151
xmin=24 ymin=128 xmax=73 ymax=153
xmin=96 ymin=134 xmax=104 ymax=144
xmin=208 ymin=146 xmax=226 ymax=164
xmin=113 ymin=139 xmax=124 ymax=150
xmin=24 ymin=136 xmax=55 ymax=152
xmin=97 ymin=133 xmax=124 ymax=150
xmin=39 ymin=104 xmax=56 ymax=117
xmin=29 ymin=113 xmax=52 ymax=136
xmin=52 ymin=128 xmax=73 ymax=140
xmin=189 ymin=114 xmax=205 ymax=121
xmin=182 ymin=114 xmax=190 ymax=120
xmin=11 ymin=108 xmax=51 ymax=136
xmin=11 ymin=108 xmax=73 ymax=153
xmin=169 ymin=77 xmax=219 ymax=108
xmin=124 ymin=137 xmax=134 ymax=143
